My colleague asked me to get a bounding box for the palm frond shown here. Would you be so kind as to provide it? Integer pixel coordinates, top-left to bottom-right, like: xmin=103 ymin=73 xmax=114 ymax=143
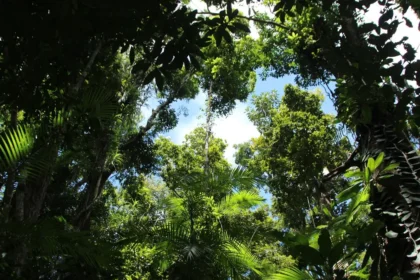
xmin=164 ymin=196 xmax=187 ymax=220
xmin=0 ymin=124 xmax=33 ymax=170
xmin=217 ymin=190 xmax=264 ymax=215
xmin=266 ymin=267 xmax=314 ymax=280
xmin=0 ymin=217 xmax=113 ymax=269
xmin=150 ymin=222 xmax=261 ymax=279
xmin=20 ymin=145 xmax=57 ymax=182
xmin=153 ymin=222 xmax=190 ymax=247
xmin=208 ymin=166 xmax=259 ymax=193
xmin=216 ymin=230 xmax=262 ymax=278
xmin=80 ymin=88 xmax=119 ymax=126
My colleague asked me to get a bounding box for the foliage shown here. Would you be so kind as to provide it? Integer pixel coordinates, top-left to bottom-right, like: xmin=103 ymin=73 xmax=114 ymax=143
xmin=1 ymin=0 xmax=420 ymax=279
xmin=235 ymin=85 xmax=351 ymax=228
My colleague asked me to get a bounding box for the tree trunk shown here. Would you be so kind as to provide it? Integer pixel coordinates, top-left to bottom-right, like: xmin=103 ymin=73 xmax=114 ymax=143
xmin=74 ymin=132 xmax=111 ymax=230
xmin=74 ymin=170 xmax=112 ymax=230
xmin=312 ymin=1 xmax=420 ymax=276
xmin=2 ymin=109 xmax=18 ymax=220
xmin=204 ymin=82 xmax=213 ymax=176
xmin=364 ymin=123 xmax=420 ymax=278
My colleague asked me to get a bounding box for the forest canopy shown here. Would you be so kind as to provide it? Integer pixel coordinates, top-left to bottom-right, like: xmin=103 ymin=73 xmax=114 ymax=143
xmin=0 ymin=0 xmax=420 ymax=279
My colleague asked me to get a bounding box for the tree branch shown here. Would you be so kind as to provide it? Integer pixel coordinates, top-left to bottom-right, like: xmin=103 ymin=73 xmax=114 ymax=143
xmin=121 ymin=71 xmax=193 ymax=150
xmin=322 ymin=148 xmax=359 ymax=182
xmin=73 ymin=40 xmax=103 ymax=93
xmin=120 ymin=95 xmax=176 ymax=150
xmin=197 ymin=12 xmax=292 ymax=31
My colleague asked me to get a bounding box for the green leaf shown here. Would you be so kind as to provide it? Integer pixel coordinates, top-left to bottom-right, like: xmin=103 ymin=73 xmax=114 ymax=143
xmin=382 ymin=42 xmax=400 ymax=57
xmin=359 ymin=23 xmax=377 ymax=34
xmin=374 ymin=152 xmax=384 ymax=170
xmin=143 ymin=69 xmax=157 ymax=85
xmin=379 ymin=9 xmax=393 ymax=27
xmin=322 ymin=207 xmax=332 ymax=217
xmin=337 ymin=184 xmax=362 ymax=203
xmin=385 ymin=230 xmax=398 ymax=238
xmin=232 ymin=22 xmax=251 ymax=33
xmin=318 ymin=229 xmax=332 ymax=258
xmin=364 ymin=167 xmax=370 ymax=182
xmin=359 ymin=221 xmax=383 ymax=243
xmin=273 ymin=0 xmax=286 ymax=13
xmin=296 ymin=245 xmax=324 ymax=265
xmin=329 ymin=240 xmax=345 ymax=267
xmin=381 ymin=163 xmax=399 ymax=173
xmin=131 ymin=61 xmax=148 ymax=74
xmin=221 ymin=28 xmax=232 ymax=44
xmin=316 ymin=225 xmax=328 ymax=229
xmin=368 ymin=157 xmax=375 ymax=172
xmin=404 ymin=17 xmax=413 ymax=28
xmin=214 ymin=27 xmax=223 ymax=47
xmin=189 ymin=55 xmax=201 ymax=69
xmin=344 ymin=169 xmax=362 ymax=178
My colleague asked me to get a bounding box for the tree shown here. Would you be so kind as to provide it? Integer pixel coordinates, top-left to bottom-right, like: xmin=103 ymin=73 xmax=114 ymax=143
xmin=2 ymin=0 xmax=420 ymax=278
xmin=235 ymin=85 xmax=351 ymax=229
xmin=254 ymin=0 xmax=420 ymax=277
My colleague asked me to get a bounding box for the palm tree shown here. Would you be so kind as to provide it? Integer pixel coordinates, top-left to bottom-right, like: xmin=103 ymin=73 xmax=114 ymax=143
xmin=123 ymin=167 xmax=264 ymax=279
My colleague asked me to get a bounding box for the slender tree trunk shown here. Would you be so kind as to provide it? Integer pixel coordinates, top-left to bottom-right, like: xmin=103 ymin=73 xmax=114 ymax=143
xmin=74 ymin=171 xmax=111 ymax=230
xmin=204 ymin=82 xmax=213 ymax=176
xmin=73 ymin=40 xmax=103 ymax=93
xmin=74 ymin=132 xmax=110 ymax=230
xmin=13 ymin=182 xmax=26 ymax=278
xmin=2 ymin=109 xmax=18 ymax=220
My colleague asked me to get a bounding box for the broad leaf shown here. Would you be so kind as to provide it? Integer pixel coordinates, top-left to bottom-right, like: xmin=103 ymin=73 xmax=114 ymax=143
xmin=318 ymin=229 xmax=332 ymax=258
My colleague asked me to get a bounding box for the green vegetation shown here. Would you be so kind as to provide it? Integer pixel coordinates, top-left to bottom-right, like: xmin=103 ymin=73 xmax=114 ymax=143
xmin=0 ymin=0 xmax=420 ymax=279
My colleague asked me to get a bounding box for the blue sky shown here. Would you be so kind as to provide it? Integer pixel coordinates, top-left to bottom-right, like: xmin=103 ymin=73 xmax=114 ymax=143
xmin=143 ymin=73 xmax=337 ymax=203
xmin=158 ymin=73 xmax=337 ymax=158
xmin=140 ymin=1 xmax=420 ymax=203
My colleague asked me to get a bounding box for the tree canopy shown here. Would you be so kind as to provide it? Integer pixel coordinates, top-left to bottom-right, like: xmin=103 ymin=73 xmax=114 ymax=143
xmin=1 ymin=0 xmax=420 ymax=279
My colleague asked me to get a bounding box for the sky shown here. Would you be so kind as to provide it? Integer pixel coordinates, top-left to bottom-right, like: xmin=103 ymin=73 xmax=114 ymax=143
xmin=161 ymin=74 xmax=336 ymax=164
xmin=148 ymin=1 xmax=420 ymax=165
xmin=140 ymin=2 xmax=420 ymax=201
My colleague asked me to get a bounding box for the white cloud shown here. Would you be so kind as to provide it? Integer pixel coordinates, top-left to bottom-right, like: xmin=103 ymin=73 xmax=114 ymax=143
xmin=212 ymin=101 xmax=260 ymax=165
xmin=164 ymin=95 xmax=260 ymax=165
xmin=167 ymin=91 xmax=207 ymax=144
xmin=145 ymin=1 xmax=420 ymax=166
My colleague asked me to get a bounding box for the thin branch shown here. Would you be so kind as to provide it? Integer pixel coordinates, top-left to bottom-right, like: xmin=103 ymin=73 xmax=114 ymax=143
xmin=121 ymin=71 xmax=193 ymax=150
xmin=73 ymin=40 xmax=103 ymax=93
xmin=121 ymin=95 xmax=176 ymax=150
xmin=307 ymin=196 xmax=316 ymax=227
xmin=248 ymin=226 xmax=259 ymax=245
xmin=197 ymin=12 xmax=292 ymax=31
xmin=322 ymin=147 xmax=359 ymax=182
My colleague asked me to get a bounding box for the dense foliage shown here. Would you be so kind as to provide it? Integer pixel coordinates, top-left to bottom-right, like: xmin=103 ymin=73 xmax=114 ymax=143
xmin=1 ymin=0 xmax=420 ymax=279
